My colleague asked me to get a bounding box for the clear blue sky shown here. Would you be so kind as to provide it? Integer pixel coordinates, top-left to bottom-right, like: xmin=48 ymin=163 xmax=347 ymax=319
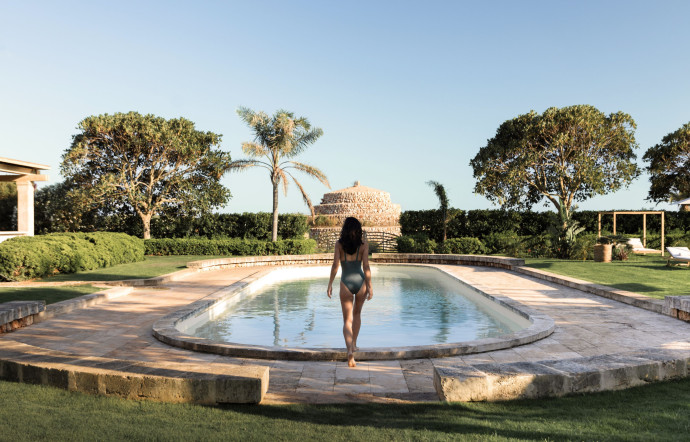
xmin=1 ymin=0 xmax=689 ymax=215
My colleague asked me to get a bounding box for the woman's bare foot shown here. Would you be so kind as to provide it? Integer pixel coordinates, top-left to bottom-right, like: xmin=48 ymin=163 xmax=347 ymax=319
xmin=353 ymin=345 xmax=359 ymax=351
xmin=347 ymin=351 xmax=356 ymax=368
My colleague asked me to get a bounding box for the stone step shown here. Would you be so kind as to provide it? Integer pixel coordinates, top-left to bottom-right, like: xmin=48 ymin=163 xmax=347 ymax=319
xmin=434 ymin=348 xmax=690 ymax=401
xmin=0 ymin=339 xmax=269 ymax=404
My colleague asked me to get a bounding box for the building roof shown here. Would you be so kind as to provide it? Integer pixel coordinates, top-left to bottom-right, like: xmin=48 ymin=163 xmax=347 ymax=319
xmin=675 ymin=197 xmax=690 ymax=205
xmin=0 ymin=157 xmax=51 ymax=175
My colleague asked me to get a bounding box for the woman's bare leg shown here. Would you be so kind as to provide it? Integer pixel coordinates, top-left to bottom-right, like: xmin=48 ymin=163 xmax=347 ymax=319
xmin=351 ymin=287 xmax=367 ymax=351
xmin=339 ymin=282 xmax=356 ymax=367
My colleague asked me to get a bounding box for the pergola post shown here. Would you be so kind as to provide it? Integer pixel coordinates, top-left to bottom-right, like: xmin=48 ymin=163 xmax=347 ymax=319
xmin=643 ymin=213 xmax=647 ymax=247
xmin=661 ymin=212 xmax=665 ymax=256
xmin=613 ymin=212 xmax=617 ymax=235
xmin=597 ymin=213 xmax=601 ymax=239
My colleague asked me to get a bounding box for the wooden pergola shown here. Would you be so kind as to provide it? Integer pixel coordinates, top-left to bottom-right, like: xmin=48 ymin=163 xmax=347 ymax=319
xmin=597 ymin=211 xmax=665 ymax=255
xmin=0 ymin=157 xmax=50 ymax=242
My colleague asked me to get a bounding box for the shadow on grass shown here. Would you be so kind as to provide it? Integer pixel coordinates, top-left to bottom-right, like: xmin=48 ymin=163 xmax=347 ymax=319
xmin=41 ymin=271 xmax=184 ymax=282
xmin=609 ymin=283 xmax=663 ymax=293
xmin=219 ymin=378 xmax=690 ymax=440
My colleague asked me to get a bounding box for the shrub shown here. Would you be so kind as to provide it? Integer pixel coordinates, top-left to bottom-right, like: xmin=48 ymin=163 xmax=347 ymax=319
xmin=435 ymin=238 xmax=487 ymax=255
xmin=522 ymin=234 xmax=554 ymax=258
xmin=569 ymin=233 xmax=597 ymax=260
xmin=0 ymin=232 xmax=144 ymax=281
xmin=310 ymin=215 xmax=339 ymax=227
xmin=483 ymin=231 xmax=524 ymax=256
xmin=144 ymin=238 xmax=317 ymax=256
xmin=395 ymin=235 xmax=437 ymax=253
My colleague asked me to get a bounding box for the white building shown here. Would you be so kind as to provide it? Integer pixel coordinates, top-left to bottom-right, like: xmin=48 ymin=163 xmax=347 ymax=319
xmin=0 ymin=157 xmax=50 ymax=243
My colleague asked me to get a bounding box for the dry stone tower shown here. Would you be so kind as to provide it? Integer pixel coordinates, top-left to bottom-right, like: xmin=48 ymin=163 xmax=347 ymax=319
xmin=309 ymin=181 xmax=401 ymax=251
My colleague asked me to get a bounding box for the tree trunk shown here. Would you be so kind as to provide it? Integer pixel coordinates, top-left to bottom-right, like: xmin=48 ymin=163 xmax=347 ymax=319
xmin=272 ymin=181 xmax=279 ymax=242
xmin=141 ymin=212 xmax=152 ymax=240
xmin=442 ymin=209 xmax=447 ymax=242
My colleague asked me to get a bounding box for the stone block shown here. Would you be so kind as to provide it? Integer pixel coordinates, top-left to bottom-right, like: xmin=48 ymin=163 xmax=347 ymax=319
xmin=539 ymin=358 xmax=602 ymax=394
xmin=433 ymin=364 xmax=489 ymax=402
xmin=472 ymin=362 xmax=571 ymax=400
xmin=0 ymin=360 xmax=21 ymax=382
xmin=626 ymin=348 xmax=689 ymax=379
xmin=69 ymin=370 xmax=102 ymax=395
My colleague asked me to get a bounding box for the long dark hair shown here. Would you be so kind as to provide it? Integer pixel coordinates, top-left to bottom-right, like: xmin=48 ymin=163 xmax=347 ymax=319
xmin=338 ymin=217 xmax=363 ymax=255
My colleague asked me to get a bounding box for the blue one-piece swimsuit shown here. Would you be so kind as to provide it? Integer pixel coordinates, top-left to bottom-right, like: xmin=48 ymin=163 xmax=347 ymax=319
xmin=341 ymin=244 xmax=365 ymax=295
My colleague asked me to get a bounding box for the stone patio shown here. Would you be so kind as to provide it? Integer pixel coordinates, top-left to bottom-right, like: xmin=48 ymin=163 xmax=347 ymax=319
xmin=2 ymin=262 xmax=690 ymax=404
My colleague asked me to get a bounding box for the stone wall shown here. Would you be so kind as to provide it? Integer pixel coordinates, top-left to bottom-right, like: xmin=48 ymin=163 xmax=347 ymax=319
xmin=309 ymin=226 xmax=401 ymax=252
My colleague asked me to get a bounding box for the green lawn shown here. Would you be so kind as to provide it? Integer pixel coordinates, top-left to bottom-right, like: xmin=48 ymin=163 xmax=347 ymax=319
xmin=1 ymin=378 xmax=689 ymax=441
xmin=0 ymin=256 xmax=224 ymax=305
xmin=0 ymin=285 xmax=102 ymax=304
xmin=38 ymin=255 xmax=225 ymax=282
xmin=525 ymin=254 xmax=690 ymax=299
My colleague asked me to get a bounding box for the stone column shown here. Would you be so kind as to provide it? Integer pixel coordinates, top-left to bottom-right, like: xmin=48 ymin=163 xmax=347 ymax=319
xmin=16 ymin=181 xmax=34 ymax=235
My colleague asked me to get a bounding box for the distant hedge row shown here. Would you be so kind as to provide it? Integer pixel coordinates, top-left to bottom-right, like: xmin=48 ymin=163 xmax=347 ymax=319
xmin=397 ymin=231 xmax=690 ymax=259
xmin=35 ymin=212 xmax=310 ymax=240
xmin=0 ymin=232 xmax=144 ymax=281
xmin=144 ymin=238 xmax=317 ymax=256
xmin=401 ymin=209 xmax=690 ymax=242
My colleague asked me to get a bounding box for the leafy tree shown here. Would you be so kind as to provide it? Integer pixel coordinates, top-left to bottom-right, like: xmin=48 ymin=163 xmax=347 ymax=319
xmin=470 ymin=105 xmax=640 ymax=226
xmin=426 ymin=180 xmax=449 ymax=242
xmin=61 ymin=112 xmax=232 ymax=239
xmin=0 ymin=183 xmax=17 ymax=231
xmin=643 ymin=122 xmax=690 ymax=204
xmin=231 ymin=107 xmax=329 ymax=241
xmin=34 ymin=180 xmax=85 ymax=233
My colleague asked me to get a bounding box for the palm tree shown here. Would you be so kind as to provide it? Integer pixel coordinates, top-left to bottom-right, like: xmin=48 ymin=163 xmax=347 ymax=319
xmin=427 ymin=180 xmax=449 ymax=242
xmin=231 ymin=107 xmax=330 ymax=241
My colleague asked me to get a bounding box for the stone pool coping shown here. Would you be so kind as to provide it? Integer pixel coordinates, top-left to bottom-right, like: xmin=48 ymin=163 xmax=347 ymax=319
xmin=152 ymin=258 xmax=555 ymax=361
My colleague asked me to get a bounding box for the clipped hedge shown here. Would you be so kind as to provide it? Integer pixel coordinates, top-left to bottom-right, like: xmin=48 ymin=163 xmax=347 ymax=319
xmin=400 ymin=209 xmax=690 ymax=242
xmin=396 ymin=235 xmax=437 ymax=253
xmin=0 ymin=232 xmax=144 ymax=281
xmin=144 ymin=238 xmax=317 ymax=256
xmin=435 ymin=237 xmax=487 ymax=255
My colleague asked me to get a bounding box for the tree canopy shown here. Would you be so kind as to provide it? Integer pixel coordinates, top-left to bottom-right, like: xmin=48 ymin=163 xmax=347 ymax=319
xmin=470 ymin=105 xmax=640 ymax=219
xmin=231 ymin=107 xmax=329 ymax=241
xmin=643 ymin=122 xmax=690 ymax=204
xmin=61 ymin=112 xmax=232 ymax=239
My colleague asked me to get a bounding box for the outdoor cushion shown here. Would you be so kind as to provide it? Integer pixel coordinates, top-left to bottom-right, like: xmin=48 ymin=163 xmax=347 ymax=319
xmin=627 ymin=238 xmax=644 ymax=248
xmin=667 ymin=247 xmax=690 ymax=259
xmin=627 ymin=237 xmax=658 ymax=252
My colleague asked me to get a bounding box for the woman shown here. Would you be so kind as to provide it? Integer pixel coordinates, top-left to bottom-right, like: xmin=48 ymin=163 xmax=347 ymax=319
xmin=327 ymin=217 xmax=373 ymax=368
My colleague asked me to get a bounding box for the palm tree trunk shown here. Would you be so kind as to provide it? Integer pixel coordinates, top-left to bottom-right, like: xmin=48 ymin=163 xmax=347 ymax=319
xmin=272 ymin=180 xmax=279 ymax=242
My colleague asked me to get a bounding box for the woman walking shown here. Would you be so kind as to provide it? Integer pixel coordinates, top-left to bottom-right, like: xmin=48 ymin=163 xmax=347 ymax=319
xmin=327 ymin=217 xmax=373 ymax=367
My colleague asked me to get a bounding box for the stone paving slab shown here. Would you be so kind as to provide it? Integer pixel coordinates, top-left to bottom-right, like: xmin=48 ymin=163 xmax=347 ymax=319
xmin=3 ymin=261 xmax=690 ymax=404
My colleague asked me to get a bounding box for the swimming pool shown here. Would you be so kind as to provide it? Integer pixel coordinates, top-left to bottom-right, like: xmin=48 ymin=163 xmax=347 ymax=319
xmin=183 ymin=265 xmax=531 ymax=349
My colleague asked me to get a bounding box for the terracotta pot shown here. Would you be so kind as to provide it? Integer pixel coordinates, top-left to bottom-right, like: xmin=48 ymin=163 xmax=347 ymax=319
xmin=593 ymin=244 xmax=613 ymax=262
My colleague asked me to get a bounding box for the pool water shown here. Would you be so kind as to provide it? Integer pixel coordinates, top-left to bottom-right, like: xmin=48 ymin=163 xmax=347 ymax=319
xmin=190 ymin=265 xmax=530 ymax=348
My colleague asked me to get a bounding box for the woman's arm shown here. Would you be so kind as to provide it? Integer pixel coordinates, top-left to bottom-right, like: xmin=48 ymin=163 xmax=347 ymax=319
xmin=362 ymin=241 xmax=373 ymax=301
xmin=327 ymin=242 xmax=341 ymax=298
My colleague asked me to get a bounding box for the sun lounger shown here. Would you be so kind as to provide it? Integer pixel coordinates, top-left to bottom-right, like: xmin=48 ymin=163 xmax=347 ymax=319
xmin=627 ymin=237 xmax=661 ymax=254
xmin=666 ymin=247 xmax=690 ymax=267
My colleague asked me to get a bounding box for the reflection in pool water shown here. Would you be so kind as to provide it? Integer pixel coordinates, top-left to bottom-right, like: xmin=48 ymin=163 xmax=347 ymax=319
xmin=190 ymin=266 xmax=529 ymax=348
